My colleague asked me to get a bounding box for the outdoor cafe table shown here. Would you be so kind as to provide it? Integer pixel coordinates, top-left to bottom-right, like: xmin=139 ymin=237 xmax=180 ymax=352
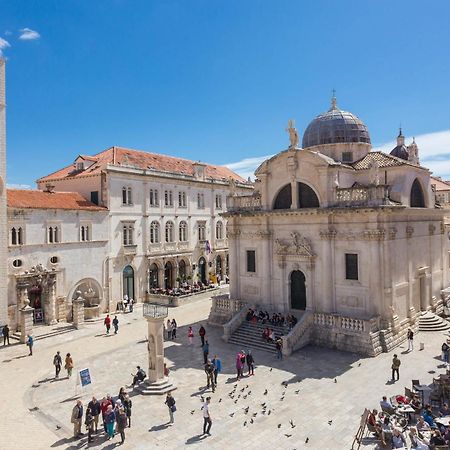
xmin=414 ymin=385 xmax=433 ymax=404
xmin=436 ymin=415 xmax=450 ymax=427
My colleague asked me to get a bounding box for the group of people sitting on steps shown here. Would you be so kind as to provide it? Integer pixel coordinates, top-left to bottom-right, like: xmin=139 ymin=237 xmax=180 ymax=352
xmin=245 ymin=308 xmax=298 ymax=329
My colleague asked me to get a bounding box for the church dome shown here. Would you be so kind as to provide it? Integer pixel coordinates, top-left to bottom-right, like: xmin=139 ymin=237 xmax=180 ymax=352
xmin=302 ymin=97 xmax=371 ymax=149
xmin=390 ymin=129 xmax=409 ymax=160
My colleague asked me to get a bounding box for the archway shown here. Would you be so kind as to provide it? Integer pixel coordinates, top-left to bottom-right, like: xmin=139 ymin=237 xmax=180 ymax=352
xmin=273 ymin=184 xmax=292 ymax=209
xmin=29 ymin=283 xmax=44 ymax=324
xmin=410 ymin=178 xmax=425 ymax=207
xmin=216 ymin=255 xmax=223 ymax=278
xmin=164 ymin=261 xmax=173 ymax=289
xmin=70 ymin=277 xmax=104 ymax=312
xmin=198 ymin=257 xmax=207 ymax=284
xmin=178 ymin=259 xmax=187 ymax=281
xmin=298 ymin=182 xmax=320 ymax=208
xmin=149 ymin=263 xmax=159 ymax=289
xmin=290 ymin=270 xmax=306 ymax=310
xmin=123 ymin=265 xmax=135 ymax=300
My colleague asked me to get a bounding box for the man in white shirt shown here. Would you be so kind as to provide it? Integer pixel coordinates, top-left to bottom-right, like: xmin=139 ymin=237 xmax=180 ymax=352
xmin=202 ymin=397 xmax=212 ymax=436
xmin=380 ymin=396 xmax=395 ymax=414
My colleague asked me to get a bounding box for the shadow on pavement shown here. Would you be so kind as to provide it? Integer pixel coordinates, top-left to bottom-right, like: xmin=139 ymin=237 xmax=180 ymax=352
xmin=185 ymin=433 xmax=207 ymax=445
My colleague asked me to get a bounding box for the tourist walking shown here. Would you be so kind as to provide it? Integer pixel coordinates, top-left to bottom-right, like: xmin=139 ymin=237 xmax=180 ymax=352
xmin=236 ymin=352 xmax=244 ymax=380
xmin=123 ymin=393 xmax=132 ymax=427
xmin=85 ymin=407 xmax=94 ymax=443
xmin=71 ymin=399 xmax=83 ymax=439
xmin=100 ymin=397 xmax=112 ymax=433
xmin=212 ymin=355 xmax=222 ymax=385
xmin=129 ymin=298 xmax=134 ymax=313
xmin=407 ymin=328 xmax=414 ymax=352
xmin=166 ymin=319 xmax=172 ymax=340
xmin=391 ymin=354 xmax=401 ymax=381
xmin=165 ymin=392 xmax=176 ymax=424
xmin=104 ymin=404 xmax=116 ymax=440
xmin=202 ymin=397 xmax=212 ymax=436
xmin=442 ymin=340 xmax=450 ymax=363
xmin=171 ymin=318 xmax=177 ymax=339
xmin=188 ymin=326 xmax=194 ymax=345
xmin=26 ymin=334 xmax=33 ymax=356
xmin=53 ymin=351 xmax=62 ymax=379
xmin=275 ymin=338 xmax=283 ymax=360
xmin=2 ymin=323 xmax=10 ymax=345
xmin=202 ymin=340 xmax=209 ymax=364
xmin=246 ymin=350 xmax=255 ymax=376
xmin=115 ymin=400 xmax=127 ymax=444
xmin=87 ymin=396 xmax=101 ymax=432
xmin=199 ymin=325 xmax=206 ymax=346
xmin=65 ymin=353 xmax=74 ymax=378
xmin=104 ymin=314 xmax=111 ymax=334
xmin=113 ymin=316 xmax=119 ymax=334
xmin=204 ymin=359 xmax=215 ymax=392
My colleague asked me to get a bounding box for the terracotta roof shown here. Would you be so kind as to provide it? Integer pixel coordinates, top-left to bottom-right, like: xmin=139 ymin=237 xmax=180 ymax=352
xmin=7 ymin=189 xmax=107 ymax=211
xmin=38 ymin=146 xmax=247 ymax=183
xmin=431 ymin=176 xmax=450 ymax=191
xmin=351 ymin=151 xmax=426 ymax=170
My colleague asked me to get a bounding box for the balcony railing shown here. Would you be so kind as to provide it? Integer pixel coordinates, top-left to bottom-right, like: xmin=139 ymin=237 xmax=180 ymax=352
xmin=143 ymin=303 xmax=168 ymax=319
xmin=123 ymin=244 xmax=137 ymax=255
xmin=226 ymin=195 xmax=262 ymax=212
xmin=333 ymin=185 xmax=390 ymax=207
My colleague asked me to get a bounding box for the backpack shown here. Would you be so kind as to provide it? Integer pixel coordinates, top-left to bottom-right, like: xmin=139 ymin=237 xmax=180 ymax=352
xmin=139 ymin=369 xmax=146 ymax=380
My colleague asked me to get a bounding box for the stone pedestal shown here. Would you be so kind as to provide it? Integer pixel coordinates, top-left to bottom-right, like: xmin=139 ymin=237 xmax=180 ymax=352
xmin=45 ymin=277 xmax=57 ymax=325
xmin=72 ymin=295 xmax=85 ymax=329
xmin=19 ymin=301 xmax=34 ymax=344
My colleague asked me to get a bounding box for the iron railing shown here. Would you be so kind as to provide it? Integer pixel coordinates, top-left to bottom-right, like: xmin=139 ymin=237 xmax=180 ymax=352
xmin=143 ymin=303 xmax=168 ymax=319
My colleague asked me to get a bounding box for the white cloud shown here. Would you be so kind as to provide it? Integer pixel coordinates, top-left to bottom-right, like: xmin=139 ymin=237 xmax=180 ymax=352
xmin=4 ymin=30 xmax=12 ymax=36
xmin=6 ymin=183 xmax=32 ymax=190
xmin=0 ymin=37 xmax=10 ymax=56
xmin=19 ymin=28 xmax=40 ymax=40
xmin=226 ymin=130 xmax=450 ymax=180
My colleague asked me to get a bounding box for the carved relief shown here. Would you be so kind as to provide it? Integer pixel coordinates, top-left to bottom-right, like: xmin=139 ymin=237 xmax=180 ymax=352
xmin=241 ymin=230 xmax=272 ymax=240
xmin=388 ymin=227 xmax=397 ymax=240
xmin=319 ymin=228 xmax=337 ymax=240
xmin=362 ymin=229 xmax=385 ymax=241
xmin=406 ymin=225 xmax=414 ymax=239
xmin=275 ymin=232 xmax=314 ymax=257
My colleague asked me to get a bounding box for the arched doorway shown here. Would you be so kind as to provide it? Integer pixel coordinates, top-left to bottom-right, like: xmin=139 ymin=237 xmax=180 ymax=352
xmin=164 ymin=261 xmax=173 ymax=289
xmin=198 ymin=257 xmax=207 ymax=284
xmin=29 ymin=283 xmax=44 ymax=324
xmin=290 ymin=270 xmax=306 ymax=310
xmin=123 ymin=265 xmax=135 ymax=300
xmin=216 ymin=255 xmax=223 ymax=278
xmin=410 ymin=178 xmax=425 ymax=207
xmin=149 ymin=263 xmax=159 ymax=289
xmin=178 ymin=259 xmax=186 ymax=281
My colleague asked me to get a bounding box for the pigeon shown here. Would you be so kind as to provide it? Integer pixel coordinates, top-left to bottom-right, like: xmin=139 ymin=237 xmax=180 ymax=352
xmin=294 ymin=390 xmax=300 ymax=394
xmin=234 ymin=384 xmax=238 ymax=388
xmin=284 ymin=434 xmax=292 ymax=438
xmin=305 ymin=437 xmax=309 ymax=443
xmin=201 ymin=396 xmax=205 ymax=402
xmin=56 ymin=425 xmax=61 ymax=430
xmin=262 ymin=410 xmax=266 ymax=415
xmin=250 ymin=418 xmax=254 ymax=424
xmin=237 ymin=395 xmax=241 ymax=399
xmin=328 ymin=420 xmax=333 ymax=425
xmin=243 ymin=395 xmax=248 ymax=399
xmin=334 ymin=379 xmax=337 ymax=383
xmin=263 ymin=389 xmax=268 ymax=395
xmin=229 ymin=412 xmax=235 ymax=417
xmin=218 ymin=398 xmax=222 ymax=403
xmin=261 ymin=403 xmax=266 ymax=407
xmin=252 ymin=412 xmax=257 ymax=417
xmin=290 ymin=420 xmax=296 ymax=428
xmin=277 ymin=424 xmax=282 ymax=429
xmin=268 ymin=410 xmax=271 ymax=415
xmin=234 ymin=399 xmax=238 ymax=404
xmin=248 ymin=391 xmax=252 ymax=395
xmin=269 ymin=368 xmax=273 ymax=372
xmin=245 ymin=385 xmax=249 ymax=388
xmin=243 ymin=421 xmax=247 ymax=426
xmin=244 ymin=407 xmax=249 ymax=414
xmin=240 ymin=387 xmax=245 ymax=392
xmin=190 ymin=410 xmax=195 ymax=415
xmin=280 ymin=396 xmax=285 ymax=401
xmin=358 ymin=363 xmax=361 ymax=367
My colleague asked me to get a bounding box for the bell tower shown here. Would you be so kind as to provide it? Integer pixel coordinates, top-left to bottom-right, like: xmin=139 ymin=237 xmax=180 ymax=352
xmin=0 ymin=58 xmax=8 ymax=325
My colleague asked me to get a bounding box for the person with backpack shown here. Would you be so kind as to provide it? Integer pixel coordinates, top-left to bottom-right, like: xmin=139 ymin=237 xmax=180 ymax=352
xmin=204 ymin=359 xmax=215 ymax=392
xmin=199 ymin=325 xmax=206 ymax=346
xmin=65 ymin=353 xmax=74 ymax=378
xmin=212 ymin=355 xmax=222 ymax=385
xmin=123 ymin=393 xmax=132 ymax=428
xmin=171 ymin=318 xmax=177 ymax=339
xmin=165 ymin=392 xmax=176 ymax=424
xmin=246 ymin=349 xmax=255 ymax=376
xmin=131 ymin=366 xmax=146 ymax=387
xmin=112 ymin=316 xmax=119 ymax=334
xmin=202 ymin=340 xmax=209 ymax=364
xmin=442 ymin=340 xmax=450 ymax=363
xmin=53 ymin=351 xmax=62 ymax=379
xmin=85 ymin=407 xmax=94 ymax=443
xmin=26 ymin=334 xmax=33 ymax=356
xmin=104 ymin=314 xmax=111 ymax=334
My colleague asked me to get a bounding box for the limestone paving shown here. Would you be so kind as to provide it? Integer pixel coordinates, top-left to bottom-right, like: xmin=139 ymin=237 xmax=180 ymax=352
xmin=1 ymin=292 xmax=449 ymax=450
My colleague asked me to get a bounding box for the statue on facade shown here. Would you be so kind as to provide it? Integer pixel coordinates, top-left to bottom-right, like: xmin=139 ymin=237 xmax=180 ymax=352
xmin=286 ymin=119 xmax=299 ymax=149
xmin=228 ymin=176 xmax=237 ymax=196
xmin=369 ymin=160 xmax=380 ymax=186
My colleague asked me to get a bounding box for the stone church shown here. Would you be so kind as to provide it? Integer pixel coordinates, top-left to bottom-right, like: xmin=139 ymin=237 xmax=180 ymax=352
xmin=223 ymin=96 xmax=450 ymax=355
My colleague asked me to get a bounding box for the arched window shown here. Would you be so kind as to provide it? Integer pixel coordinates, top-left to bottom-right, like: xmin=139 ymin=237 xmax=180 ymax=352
xmin=179 ymin=221 xmax=187 ymax=242
xmin=150 ymin=221 xmax=160 ymax=243
xmin=273 ymin=184 xmax=292 ymax=209
xmin=149 ymin=263 xmax=159 ymax=289
xmin=216 ymin=221 xmax=223 ymax=239
xmin=165 ymin=221 xmax=174 ymax=242
xmin=298 ymin=182 xmax=320 ymax=208
xmin=178 ymin=259 xmax=187 ymax=279
xmin=11 ymin=227 xmax=23 ymax=245
xmin=410 ymin=178 xmax=425 ymax=207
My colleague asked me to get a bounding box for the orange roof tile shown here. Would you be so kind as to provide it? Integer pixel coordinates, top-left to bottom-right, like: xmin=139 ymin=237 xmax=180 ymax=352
xmin=7 ymin=189 xmax=107 ymax=211
xmin=431 ymin=176 xmax=450 ymax=191
xmin=38 ymin=146 xmax=247 ymax=184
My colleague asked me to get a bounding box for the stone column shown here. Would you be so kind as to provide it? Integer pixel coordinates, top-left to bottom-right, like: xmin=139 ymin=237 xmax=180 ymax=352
xmin=146 ymin=315 xmax=165 ymax=382
xmin=44 ymin=276 xmax=57 ymax=325
xmin=290 ymin=180 xmax=298 ymax=209
xmin=16 ymin=279 xmax=30 ymax=332
xmin=72 ymin=293 xmax=85 ymax=329
xmin=19 ymin=299 xmax=34 ymax=343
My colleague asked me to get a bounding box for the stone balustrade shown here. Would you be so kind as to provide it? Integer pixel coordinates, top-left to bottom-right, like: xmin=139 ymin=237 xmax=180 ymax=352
xmin=334 ymin=185 xmax=389 ymax=207
xmin=208 ymin=294 xmax=247 ymax=326
xmin=282 ymin=310 xmax=313 ymax=356
xmin=226 ymin=195 xmax=262 ymax=212
xmin=313 ymin=312 xmax=379 ymax=334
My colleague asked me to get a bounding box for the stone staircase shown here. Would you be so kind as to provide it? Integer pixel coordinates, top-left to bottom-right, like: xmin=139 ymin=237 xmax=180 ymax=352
xmin=419 ymin=311 xmax=450 ymax=332
xmin=12 ymin=324 xmax=77 ymax=342
xmin=228 ymin=321 xmax=289 ymax=354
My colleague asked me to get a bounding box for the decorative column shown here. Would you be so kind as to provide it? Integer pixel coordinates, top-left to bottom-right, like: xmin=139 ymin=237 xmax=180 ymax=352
xmin=72 ymin=292 xmax=85 ymax=329
xmin=16 ymin=279 xmax=30 ymax=332
xmin=19 ymin=298 xmax=34 ymax=343
xmin=139 ymin=303 xmax=176 ymax=395
xmin=44 ymin=276 xmax=57 ymax=325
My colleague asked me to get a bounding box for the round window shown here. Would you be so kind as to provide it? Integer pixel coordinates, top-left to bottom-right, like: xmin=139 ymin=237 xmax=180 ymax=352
xmin=50 ymin=256 xmax=59 ymax=264
xmin=12 ymin=259 xmax=23 ymax=268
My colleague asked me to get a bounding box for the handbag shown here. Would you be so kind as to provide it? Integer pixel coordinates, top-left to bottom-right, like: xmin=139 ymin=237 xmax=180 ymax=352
xmin=171 ymin=405 xmax=177 ymax=412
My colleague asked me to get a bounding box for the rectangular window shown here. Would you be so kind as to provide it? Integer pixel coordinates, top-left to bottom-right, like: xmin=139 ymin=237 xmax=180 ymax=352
xmin=123 ymin=224 xmax=134 ymax=246
xmin=198 ymin=222 xmax=206 ymax=241
xmin=178 ymin=191 xmax=186 ymax=207
xmin=80 ymin=225 xmax=91 ymax=242
xmin=197 ymin=193 xmax=205 ymax=209
xmin=246 ymin=250 xmax=256 ymax=273
xmin=47 ymin=226 xmax=60 ymax=244
xmin=215 ymin=194 xmax=222 ymax=209
xmin=345 ymin=253 xmax=358 ymax=280
xmin=164 ymin=190 xmax=173 ymax=207
xmin=150 ymin=189 xmax=159 ymax=207
xmin=90 ymin=191 xmax=99 ymax=205
xmin=342 ymin=152 xmax=353 ymax=162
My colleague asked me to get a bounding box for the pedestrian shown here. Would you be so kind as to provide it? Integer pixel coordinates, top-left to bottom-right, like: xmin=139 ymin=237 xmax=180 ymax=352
xmin=26 ymin=334 xmax=33 ymax=356
xmin=113 ymin=316 xmax=119 ymax=334
xmin=166 ymin=319 xmax=172 ymax=340
xmin=188 ymin=326 xmax=194 ymax=345
xmin=53 ymin=351 xmax=62 ymax=379
xmin=2 ymin=323 xmax=10 ymax=345
xmin=118 ymin=386 xmax=126 ymax=403
xmin=391 ymin=354 xmax=401 ymax=381
xmin=202 ymin=396 xmax=212 ymax=436
xmin=202 ymin=340 xmax=209 ymax=364
xmin=205 ymin=359 xmax=215 ymax=392
xmin=246 ymin=349 xmax=255 ymax=376
xmin=87 ymin=396 xmax=101 ymax=433
xmin=442 ymin=340 xmax=450 ymax=363
xmin=275 ymin=338 xmax=283 ymax=360
xmin=129 ymin=298 xmax=134 ymax=313
xmin=212 ymin=354 xmax=222 ymax=385
xmin=65 ymin=352 xmax=74 ymax=377
xmin=100 ymin=397 xmax=112 ymax=433
xmin=123 ymin=393 xmax=132 ymax=428
xmin=171 ymin=318 xmax=177 ymax=339
xmin=240 ymin=350 xmax=246 ymax=374
xmin=85 ymin=407 xmax=94 ymax=443
xmin=71 ymin=399 xmax=83 ymax=439
xmin=115 ymin=400 xmax=127 ymax=444
xmin=199 ymin=325 xmax=206 ymax=346
xmin=165 ymin=392 xmax=176 ymax=424
xmin=407 ymin=328 xmax=414 ymax=352
xmin=236 ymin=352 xmax=244 ymax=380
xmin=104 ymin=314 xmax=111 ymax=334
xmin=104 ymin=404 xmax=116 ymax=440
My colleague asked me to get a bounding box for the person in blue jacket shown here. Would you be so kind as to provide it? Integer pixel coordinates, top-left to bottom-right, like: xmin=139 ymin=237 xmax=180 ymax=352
xmin=212 ymin=355 xmax=222 ymax=385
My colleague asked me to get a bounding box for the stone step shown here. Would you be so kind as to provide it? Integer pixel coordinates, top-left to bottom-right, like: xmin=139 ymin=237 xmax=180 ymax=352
xmin=418 ymin=312 xmax=450 ymax=332
xmin=12 ymin=324 xmax=77 ymax=341
xmin=228 ymin=336 xmax=277 ymax=354
xmin=136 ymin=378 xmax=177 ymax=396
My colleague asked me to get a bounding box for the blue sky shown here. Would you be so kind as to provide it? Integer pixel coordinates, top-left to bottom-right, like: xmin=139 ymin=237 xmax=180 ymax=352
xmin=1 ymin=0 xmax=450 ymax=186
